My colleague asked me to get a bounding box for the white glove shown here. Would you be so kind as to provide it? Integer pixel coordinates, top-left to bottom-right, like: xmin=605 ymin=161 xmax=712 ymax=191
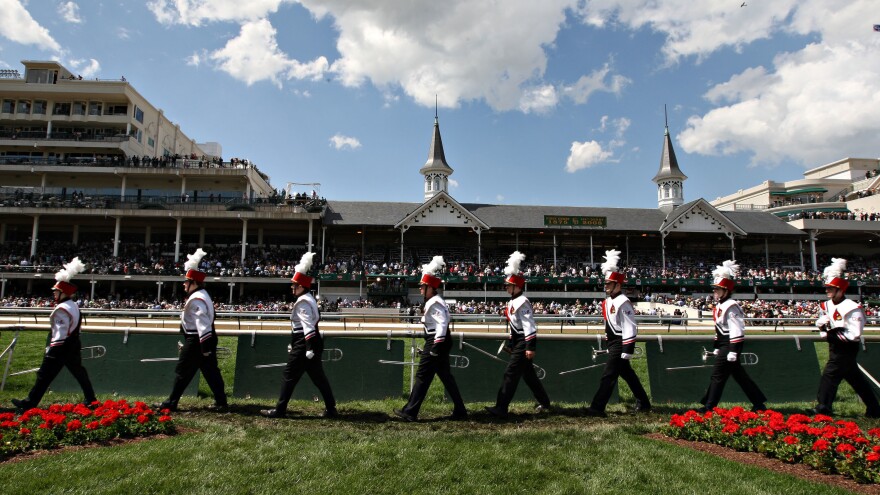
xmin=713 ymin=349 xmax=720 ymax=356
xmin=727 ymin=352 xmax=737 ymax=362
xmin=305 ymin=350 xmax=315 ymax=359
xmin=816 ymin=315 xmax=830 ymax=329
xmin=819 ymin=331 xmax=827 ymax=339
xmin=45 ymin=346 xmax=51 ymax=355
xmin=202 ymin=351 xmax=211 ymax=357
xmin=621 ymin=353 xmax=633 ymax=360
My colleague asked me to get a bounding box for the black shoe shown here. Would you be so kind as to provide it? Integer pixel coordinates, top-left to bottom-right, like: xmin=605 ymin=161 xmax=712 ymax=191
xmin=11 ymin=398 xmax=32 ymax=412
xmin=632 ymin=400 xmax=652 ymax=413
xmin=393 ymin=409 xmax=417 ymax=422
xmin=484 ymin=406 xmax=508 ymax=419
xmin=534 ymin=404 xmax=552 ymax=414
xmin=751 ymin=403 xmax=767 ymax=413
xmin=583 ymin=407 xmax=607 ymax=418
xmin=206 ymin=403 xmax=229 ymax=412
xmin=321 ymin=408 xmax=338 ymax=418
xmin=695 ymin=406 xmax=709 ymax=414
xmin=261 ymin=408 xmax=286 ymax=418
xmin=82 ymin=399 xmax=98 ymax=409
xmin=448 ymin=410 xmax=468 ymax=421
xmin=154 ymin=401 xmax=178 ymax=412
xmin=812 ymin=406 xmax=833 ymax=416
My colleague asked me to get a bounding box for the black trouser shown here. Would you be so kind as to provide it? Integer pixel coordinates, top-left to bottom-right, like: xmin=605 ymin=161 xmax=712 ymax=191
xmin=167 ymin=334 xmax=227 ymax=405
xmin=493 ymin=338 xmax=550 ymax=412
xmin=590 ymin=339 xmax=650 ymax=412
xmin=401 ymin=337 xmax=466 ymax=418
xmin=817 ymin=342 xmax=880 ymax=414
xmin=701 ymin=344 xmax=766 ymax=409
xmin=24 ymin=335 xmax=96 ymax=407
xmin=274 ymin=334 xmax=336 ymax=413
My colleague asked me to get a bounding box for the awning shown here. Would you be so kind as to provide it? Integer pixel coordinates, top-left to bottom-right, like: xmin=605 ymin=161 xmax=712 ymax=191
xmin=770 ymin=188 xmax=828 ymax=196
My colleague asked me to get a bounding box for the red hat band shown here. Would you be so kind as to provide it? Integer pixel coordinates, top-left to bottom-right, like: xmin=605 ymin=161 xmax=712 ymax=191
xmin=712 ymin=277 xmax=735 ymax=291
xmin=185 ymin=269 xmax=206 ymax=283
xmin=420 ymin=273 xmax=442 ymax=289
xmin=52 ymin=280 xmax=77 ymax=296
xmin=291 ymin=271 xmax=313 ymax=289
xmin=824 ymin=277 xmax=849 ymax=291
xmin=505 ymin=274 xmax=525 ymax=288
xmin=605 ymin=271 xmax=625 ymax=284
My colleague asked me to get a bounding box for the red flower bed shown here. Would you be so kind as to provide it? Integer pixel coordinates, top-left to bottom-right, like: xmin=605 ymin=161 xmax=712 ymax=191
xmin=1 ymin=399 xmax=175 ymax=459
xmin=664 ymin=407 xmax=880 ymax=483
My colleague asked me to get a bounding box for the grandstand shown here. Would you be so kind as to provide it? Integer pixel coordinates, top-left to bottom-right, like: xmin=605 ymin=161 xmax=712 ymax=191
xmin=0 ymin=60 xmax=877 ymax=309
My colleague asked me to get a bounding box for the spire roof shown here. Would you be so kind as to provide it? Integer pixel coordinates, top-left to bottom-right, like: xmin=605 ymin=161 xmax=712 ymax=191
xmin=652 ymin=122 xmax=687 ymax=183
xmin=419 ymin=113 xmax=454 ymax=176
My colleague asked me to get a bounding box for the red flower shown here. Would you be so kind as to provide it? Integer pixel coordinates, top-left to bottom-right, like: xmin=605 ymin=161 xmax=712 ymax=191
xmin=66 ymin=419 xmax=82 ymax=432
xmin=86 ymin=421 xmax=100 ymax=430
xmin=137 ymin=415 xmax=149 ymax=424
xmin=722 ymin=423 xmax=740 ymax=434
xmin=39 ymin=422 xmax=50 ymax=429
xmin=836 ymin=443 xmax=856 ymax=454
xmin=812 ymin=439 xmax=830 ymax=451
xmin=812 ymin=414 xmax=833 ymax=423
xmin=158 ymin=415 xmax=172 ymax=423
xmin=19 ymin=427 xmax=31 ymax=435
xmin=783 ymin=435 xmax=799 ymax=445
xmin=99 ymin=417 xmax=115 ymax=427
xmin=868 ymin=428 xmax=880 ymax=438
xmin=867 ymin=452 xmax=880 ymax=463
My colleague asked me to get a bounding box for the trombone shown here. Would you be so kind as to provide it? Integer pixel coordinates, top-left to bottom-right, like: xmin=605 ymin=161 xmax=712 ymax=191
xmin=256 ymin=348 xmax=344 ymax=368
xmin=664 ymin=347 xmax=759 ymax=371
xmin=10 ymin=345 xmax=107 ymax=376
xmin=559 ymin=346 xmax=643 ymax=375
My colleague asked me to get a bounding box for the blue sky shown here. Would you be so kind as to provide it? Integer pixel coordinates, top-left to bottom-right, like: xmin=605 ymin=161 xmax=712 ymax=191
xmin=1 ymin=0 xmax=878 ymax=208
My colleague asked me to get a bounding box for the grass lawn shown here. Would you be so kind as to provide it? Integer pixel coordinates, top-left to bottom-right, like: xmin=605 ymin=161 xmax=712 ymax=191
xmin=0 ymin=331 xmax=875 ymax=494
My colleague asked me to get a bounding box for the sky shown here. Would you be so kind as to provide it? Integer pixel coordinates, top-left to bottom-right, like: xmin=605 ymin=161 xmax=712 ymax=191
xmin=1 ymin=0 xmax=879 ymax=209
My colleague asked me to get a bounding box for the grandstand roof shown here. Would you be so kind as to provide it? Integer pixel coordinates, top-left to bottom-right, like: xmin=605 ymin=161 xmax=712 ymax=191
xmin=324 ymin=200 xmax=805 ymax=236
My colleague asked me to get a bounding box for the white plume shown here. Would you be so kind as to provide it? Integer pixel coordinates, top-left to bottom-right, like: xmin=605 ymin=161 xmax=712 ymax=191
xmin=184 ymin=248 xmax=207 ymax=271
xmin=712 ymin=259 xmax=739 ymax=280
xmin=504 ymin=251 xmax=526 ymax=276
xmin=55 ymin=257 xmax=85 ymax=282
xmin=823 ymin=258 xmax=847 ymax=282
xmin=421 ymin=255 xmax=445 ymax=276
xmin=295 ymin=252 xmax=315 ymax=274
xmin=601 ymin=249 xmax=621 ymax=277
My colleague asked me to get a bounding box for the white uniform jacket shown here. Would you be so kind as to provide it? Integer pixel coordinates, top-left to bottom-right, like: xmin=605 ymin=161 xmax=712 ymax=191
xmin=49 ymin=299 xmax=81 ymax=348
xmin=181 ymin=289 xmax=215 ymax=344
xmin=421 ymin=295 xmax=450 ymax=344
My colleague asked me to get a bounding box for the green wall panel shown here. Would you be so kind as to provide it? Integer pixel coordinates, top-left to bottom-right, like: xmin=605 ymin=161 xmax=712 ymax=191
xmin=233 ymin=335 xmax=404 ymax=401
xmin=449 ymin=338 xmax=615 ymax=404
xmin=52 ymin=332 xmax=199 ymax=397
xmin=646 ymin=338 xmax=820 ymax=405
xmin=854 ymin=342 xmax=880 ymax=396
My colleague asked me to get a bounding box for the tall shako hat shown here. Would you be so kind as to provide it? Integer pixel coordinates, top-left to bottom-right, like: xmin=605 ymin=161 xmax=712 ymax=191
xmin=184 ymin=248 xmax=208 ymax=283
xmin=601 ymin=249 xmax=625 ymax=284
xmin=291 ymin=252 xmax=316 ymax=289
xmin=53 ymin=257 xmax=85 ymax=296
xmin=504 ymin=251 xmax=526 ymax=288
xmin=711 ymin=260 xmax=739 ymax=291
xmin=419 ymin=256 xmax=445 ymax=289
xmin=823 ymin=258 xmax=849 ymax=291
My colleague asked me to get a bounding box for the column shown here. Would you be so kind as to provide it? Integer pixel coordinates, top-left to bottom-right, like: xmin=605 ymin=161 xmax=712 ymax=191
xmin=809 ymin=230 xmax=818 ymax=272
xmin=30 ymin=215 xmax=40 ymax=257
xmin=228 ymin=282 xmax=235 ymax=305
xmin=307 ymin=219 xmax=313 ymax=252
xmin=72 ymin=224 xmax=79 ymax=246
xmin=552 ymin=234 xmax=557 ymax=274
xmin=46 ymin=121 xmax=52 ymax=138
xmin=40 ymin=174 xmax=47 ymax=196
xmin=113 ymin=217 xmax=121 ymax=257
xmin=729 ymin=233 xmax=735 ymax=261
xmin=174 ymin=217 xmax=182 ymax=262
xmin=145 ymin=225 xmax=151 ymax=246
xmin=764 ymin=237 xmax=770 ymax=270
xmin=590 ymin=235 xmax=594 ymax=267
xmin=180 ymin=177 xmax=187 ymax=200
xmin=257 ymin=227 xmax=264 ymax=247
xmin=199 ymin=227 xmax=205 ymax=246
xmin=0 ymin=277 xmax=6 ymax=299
xmin=399 ymin=227 xmax=405 ymax=265
xmin=0 ymin=223 xmax=6 ymax=243
xmin=476 ymin=228 xmax=482 ymax=267
xmin=120 ymin=175 xmax=127 ymax=202
xmin=322 ymin=226 xmax=327 ymax=264
xmin=799 ymin=239 xmax=805 ymax=272
xmin=661 ymin=232 xmax=667 ymax=272
xmin=240 ymin=218 xmax=248 ymax=265
xmin=90 ymin=280 xmax=97 ymax=300
xmin=157 ymin=281 xmax=163 ymax=301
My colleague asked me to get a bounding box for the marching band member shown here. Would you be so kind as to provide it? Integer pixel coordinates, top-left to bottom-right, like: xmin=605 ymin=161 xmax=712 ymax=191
xmin=585 ymin=250 xmax=651 ymax=417
xmin=814 ymin=258 xmax=880 ymax=417
xmin=262 ymin=252 xmax=337 ymax=418
xmin=698 ymin=260 xmax=766 ymax=413
xmin=394 ymin=256 xmax=467 ymax=421
xmin=485 ymin=251 xmax=552 ymax=418
xmin=13 ymin=258 xmax=97 ymax=412
xmin=157 ymin=249 xmax=227 ymax=412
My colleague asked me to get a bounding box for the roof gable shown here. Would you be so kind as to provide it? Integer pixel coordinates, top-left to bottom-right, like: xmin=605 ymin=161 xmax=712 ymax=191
xmin=660 ymin=198 xmax=746 ymax=235
xmin=394 ymin=191 xmax=489 ymax=231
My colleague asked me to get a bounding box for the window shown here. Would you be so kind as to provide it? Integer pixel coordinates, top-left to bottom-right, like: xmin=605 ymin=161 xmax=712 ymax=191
xmin=147 ymin=137 xmax=155 ymax=148
xmin=1 ymin=99 xmax=13 ymax=113
xmin=33 ymin=100 xmax=47 ymax=115
xmin=53 ymin=102 xmax=71 ymax=115
xmin=72 ymin=101 xmax=86 ymax=115
xmin=16 ymin=100 xmax=31 ymax=114
xmin=105 ymin=104 xmax=128 ymax=115
xmin=137 ymin=130 xmax=142 ymax=143
xmin=25 ymin=68 xmax=50 ymax=84
xmin=88 ymin=102 xmax=102 ymax=115
xmin=133 ymin=106 xmax=144 ymax=123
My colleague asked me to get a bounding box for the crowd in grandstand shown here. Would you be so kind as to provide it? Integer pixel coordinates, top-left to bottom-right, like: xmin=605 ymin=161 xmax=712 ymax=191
xmin=786 ymin=210 xmax=880 ymax=221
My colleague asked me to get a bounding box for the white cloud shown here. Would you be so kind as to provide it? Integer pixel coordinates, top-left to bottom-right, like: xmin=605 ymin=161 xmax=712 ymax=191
xmin=0 ymin=0 xmax=62 ymax=52
xmin=185 ymin=51 xmax=205 ymax=67
xmin=68 ymin=58 xmax=100 ymax=78
xmin=496 ymin=194 xmax=505 ymax=202
xmin=675 ymin=0 xmax=880 ymax=166
xmin=448 ymin=178 xmax=459 ymax=188
xmin=147 ymin=0 xmax=291 ymax=26
xmin=329 ymin=134 xmax=361 ymax=150
xmin=518 ymin=85 xmax=558 ymax=114
xmin=561 ymin=63 xmax=630 ymax=104
xmin=565 ymin=140 xmax=614 ymax=172
xmin=209 ymin=19 xmax=328 ymax=87
xmin=116 ymin=27 xmax=131 ymax=40
xmin=292 ymin=89 xmax=311 ymax=98
xmin=58 ymin=2 xmax=82 ymax=24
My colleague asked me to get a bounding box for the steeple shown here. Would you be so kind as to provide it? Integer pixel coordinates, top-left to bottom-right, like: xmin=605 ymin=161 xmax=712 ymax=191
xmin=652 ymin=106 xmax=687 ymax=213
xmin=419 ymin=100 xmax=454 ymax=201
